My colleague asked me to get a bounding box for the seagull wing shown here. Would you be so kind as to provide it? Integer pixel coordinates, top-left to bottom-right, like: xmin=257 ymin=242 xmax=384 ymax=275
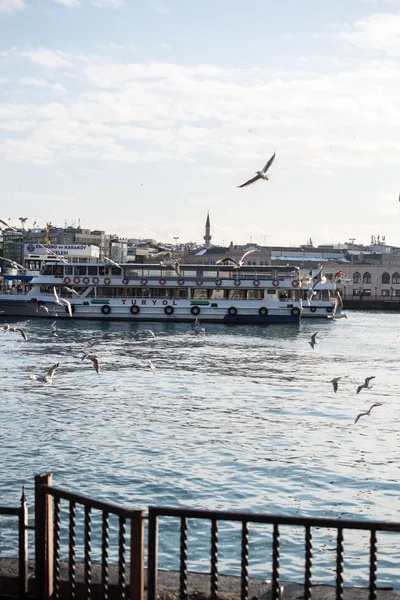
xmin=365 ymin=376 xmax=376 ymax=385
xmin=149 ymin=360 xmax=156 ymax=375
xmin=238 ymin=174 xmax=262 ymax=188
xmin=61 ymin=299 xmax=73 ymax=317
xmin=239 ymin=249 xmax=256 ymax=264
xmin=15 ymin=328 xmax=28 ymax=341
xmin=334 ymin=291 xmax=343 ymax=315
xmin=354 ymin=411 xmax=367 ymax=424
xmin=261 ymin=151 xmax=276 ymax=174
xmin=356 ymin=384 xmax=364 ymax=394
xmin=216 ymin=257 xmax=238 ymax=265
xmin=332 ymin=380 xmax=338 ymax=393
xmin=89 ymin=356 xmax=100 ymax=373
xmin=45 ymin=362 xmax=59 ymax=380
xmin=311 ymin=332 xmax=318 ymax=344
xmin=53 ymin=287 xmax=60 ymax=304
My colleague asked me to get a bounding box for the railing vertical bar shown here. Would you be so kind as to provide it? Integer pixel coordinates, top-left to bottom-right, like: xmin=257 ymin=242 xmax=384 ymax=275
xmin=129 ymin=511 xmax=145 ymax=600
xmin=211 ymin=519 xmax=218 ymax=600
xmin=369 ymin=530 xmax=377 ymax=600
xmin=147 ymin=508 xmax=159 ymax=600
xmin=102 ymin=512 xmax=110 ymax=600
xmin=304 ymin=525 xmax=312 ymax=600
xmin=240 ymin=521 xmax=249 ymax=600
xmin=69 ymin=500 xmax=77 ymax=600
xmin=180 ymin=517 xmax=188 ymax=600
xmin=35 ymin=473 xmax=53 ymax=600
xmin=19 ymin=487 xmax=28 ymax=598
xmin=84 ymin=506 xmax=92 ymax=600
xmin=119 ymin=515 xmax=127 ymax=600
xmin=53 ymin=497 xmax=61 ymax=600
xmin=335 ymin=528 xmax=344 ymax=600
xmin=271 ymin=524 xmax=280 ymax=600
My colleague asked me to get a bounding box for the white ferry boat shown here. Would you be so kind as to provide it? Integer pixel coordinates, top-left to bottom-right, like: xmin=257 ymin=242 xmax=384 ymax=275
xmin=0 ymin=262 xmax=304 ymax=324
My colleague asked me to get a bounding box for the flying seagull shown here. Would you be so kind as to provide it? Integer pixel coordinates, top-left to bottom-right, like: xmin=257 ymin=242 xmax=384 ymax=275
xmin=307 ymin=266 xmax=327 ymax=305
xmin=193 ymin=318 xmax=205 ymax=335
xmin=309 ymin=332 xmax=318 ymax=349
xmin=53 ymin=287 xmax=73 ymax=317
xmin=81 ymin=353 xmax=100 ymax=374
xmin=36 ymin=304 xmax=49 ymax=314
xmin=0 ymin=257 xmax=26 ymax=271
xmin=104 ymin=256 xmax=122 ymax=269
xmin=29 ymin=362 xmax=59 ymax=386
xmin=148 ymin=360 xmax=156 ymax=375
xmin=63 ymin=286 xmax=79 ymax=295
xmin=356 ymin=376 xmax=376 ymax=394
xmin=0 ymin=219 xmax=18 ymax=232
xmin=37 ymin=242 xmax=67 ymax=264
xmin=330 ymin=377 xmax=342 ymax=393
xmin=328 ymin=290 xmax=347 ymax=320
xmin=354 ymin=402 xmax=383 ymax=425
xmin=238 ymin=152 xmax=276 ymax=188
xmin=50 ymin=321 xmax=58 ymax=337
xmin=216 ymin=249 xmax=256 ymax=268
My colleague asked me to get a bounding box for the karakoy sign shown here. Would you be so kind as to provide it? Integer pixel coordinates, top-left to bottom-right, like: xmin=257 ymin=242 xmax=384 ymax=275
xmin=24 ymin=244 xmax=100 ymax=258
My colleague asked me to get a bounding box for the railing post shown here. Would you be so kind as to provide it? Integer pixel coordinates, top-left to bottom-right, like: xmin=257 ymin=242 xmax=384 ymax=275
xmin=35 ymin=473 xmax=53 ymax=600
xmin=129 ymin=510 xmax=145 ymax=600
xmin=19 ymin=487 xmax=28 ymax=598
xmin=147 ymin=507 xmax=159 ymax=600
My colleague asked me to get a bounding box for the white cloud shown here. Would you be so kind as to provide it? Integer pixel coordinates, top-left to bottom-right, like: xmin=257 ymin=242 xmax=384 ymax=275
xmin=21 ymin=48 xmax=73 ymax=68
xmin=0 ymin=0 xmax=24 ymax=15
xmin=53 ymin=0 xmax=80 ymax=7
xmin=91 ymin=0 xmax=122 ymax=6
xmin=341 ymin=12 xmax=400 ymax=56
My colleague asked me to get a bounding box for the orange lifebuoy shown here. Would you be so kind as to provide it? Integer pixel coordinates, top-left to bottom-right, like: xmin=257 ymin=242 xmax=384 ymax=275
xmin=159 ymin=278 xmax=166 ymax=286
xmin=292 ymin=280 xmax=299 ymax=288
xmin=272 ymin=279 xmax=279 ymax=287
xmin=178 ymin=279 xmax=185 ymax=286
xmin=73 ymin=277 xmax=80 ymax=284
xmin=253 ymin=279 xmax=260 ymax=287
xmin=234 ymin=280 xmax=241 ymax=286
xmin=196 ymin=280 xmax=203 ymax=286
xmin=215 ymin=279 xmax=222 ymax=286
xmin=64 ymin=277 xmax=71 ymax=284
xmin=104 ymin=277 xmax=111 ymax=285
xmin=122 ymin=278 xmax=129 ymax=285
xmin=92 ymin=277 xmax=99 ymax=284
xmin=141 ymin=278 xmax=148 ymax=285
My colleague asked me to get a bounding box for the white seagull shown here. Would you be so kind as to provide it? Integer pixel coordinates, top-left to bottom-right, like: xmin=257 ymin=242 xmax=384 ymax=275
xmin=0 ymin=219 xmax=18 ymax=232
xmin=216 ymin=249 xmax=256 ymax=269
xmin=329 ymin=376 xmax=348 ymax=393
xmin=148 ymin=360 xmax=156 ymax=375
xmin=307 ymin=266 xmax=327 ymax=305
xmin=81 ymin=353 xmax=100 ymax=374
xmin=0 ymin=257 xmax=26 ymax=271
xmin=50 ymin=321 xmax=58 ymax=337
xmin=8 ymin=326 xmax=28 ymax=341
xmin=354 ymin=402 xmax=383 ymax=425
xmin=309 ymin=332 xmax=318 ymax=349
xmin=36 ymin=304 xmax=49 ymax=315
xmin=53 ymin=287 xmax=73 ymax=317
xmin=328 ymin=290 xmax=347 ymax=320
xmin=63 ymin=286 xmax=79 ymax=295
xmin=356 ymin=376 xmax=376 ymax=394
xmin=193 ymin=318 xmax=206 ymax=335
xmin=104 ymin=257 xmax=122 ymax=269
xmin=37 ymin=242 xmax=68 ymax=264
xmin=238 ymin=152 xmax=276 ymax=188
xmin=29 ymin=362 xmax=59 ymax=386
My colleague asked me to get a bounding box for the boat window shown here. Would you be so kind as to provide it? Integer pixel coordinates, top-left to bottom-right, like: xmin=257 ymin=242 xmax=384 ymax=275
xmin=88 ymin=266 xmax=98 ymax=276
xmin=76 ymin=266 xmax=87 ymax=276
xmin=99 ymin=266 xmax=105 ymax=276
xmin=41 ymin=265 xmax=52 ymax=275
xmin=321 ymin=290 xmax=330 ymax=300
xmin=53 ymin=265 xmax=64 ymax=277
xmin=267 ymin=289 xmax=277 ymax=295
xmin=64 ymin=266 xmax=73 ymax=276
xmin=111 ymin=267 xmax=121 ymax=276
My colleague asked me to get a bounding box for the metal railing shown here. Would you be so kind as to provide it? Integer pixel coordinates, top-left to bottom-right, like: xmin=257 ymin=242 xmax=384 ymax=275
xmin=0 ymin=489 xmax=28 ymax=597
xmin=147 ymin=506 xmax=400 ymax=600
xmin=35 ymin=474 xmax=144 ymax=600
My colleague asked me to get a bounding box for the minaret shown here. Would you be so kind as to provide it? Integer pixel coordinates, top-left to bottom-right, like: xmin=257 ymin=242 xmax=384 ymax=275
xmin=204 ymin=211 xmax=212 ymax=249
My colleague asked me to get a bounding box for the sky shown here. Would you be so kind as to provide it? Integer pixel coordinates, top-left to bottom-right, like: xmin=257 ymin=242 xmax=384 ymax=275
xmin=0 ymin=0 xmax=400 ymax=247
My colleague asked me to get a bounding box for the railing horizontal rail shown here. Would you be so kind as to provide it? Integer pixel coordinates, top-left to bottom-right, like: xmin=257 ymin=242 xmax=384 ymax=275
xmin=0 ymin=506 xmax=23 ymax=516
xmin=149 ymin=505 xmax=400 ymax=532
xmin=40 ymin=484 xmax=138 ymax=518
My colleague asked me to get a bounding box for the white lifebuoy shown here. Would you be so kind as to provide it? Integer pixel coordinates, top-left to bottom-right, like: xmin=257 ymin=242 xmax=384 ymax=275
xmin=196 ymin=280 xmax=203 ymax=286
xmin=64 ymin=277 xmax=71 ymax=284
xmin=272 ymin=279 xmax=280 ymax=287
xmin=104 ymin=277 xmax=111 ymax=285
xmin=73 ymin=277 xmax=81 ymax=284
xmin=215 ymin=279 xmax=222 ymax=287
xmin=122 ymin=278 xmax=129 ymax=285
xmin=141 ymin=278 xmax=148 ymax=285
xmin=82 ymin=277 xmax=90 ymax=285
xmin=253 ymin=279 xmax=260 ymax=287
xmin=292 ymin=280 xmax=299 ymax=288
xmin=92 ymin=277 xmax=99 ymax=284
xmin=159 ymin=278 xmax=166 ymax=286
xmin=178 ymin=279 xmax=185 ymax=286
xmin=234 ymin=280 xmax=241 ymax=287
